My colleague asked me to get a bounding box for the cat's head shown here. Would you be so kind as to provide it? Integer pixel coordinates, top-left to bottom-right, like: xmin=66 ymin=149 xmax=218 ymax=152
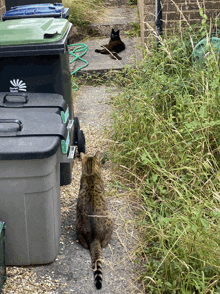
xmin=81 ymin=151 xmax=101 ymax=176
xmin=110 ymin=28 xmax=120 ymax=41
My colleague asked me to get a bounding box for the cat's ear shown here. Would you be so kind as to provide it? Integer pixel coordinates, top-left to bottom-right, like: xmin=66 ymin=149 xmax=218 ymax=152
xmin=111 ymin=28 xmax=115 ymax=33
xmin=94 ymin=151 xmax=101 ymax=161
xmin=116 ymin=30 xmax=120 ymax=35
xmin=80 ymin=152 xmax=86 ymax=163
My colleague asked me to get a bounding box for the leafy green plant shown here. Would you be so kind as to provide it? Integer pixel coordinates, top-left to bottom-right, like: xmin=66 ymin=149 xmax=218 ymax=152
xmin=125 ymin=21 xmax=140 ymax=37
xmin=127 ymin=0 xmax=137 ymax=5
xmin=101 ymin=153 xmax=109 ymax=164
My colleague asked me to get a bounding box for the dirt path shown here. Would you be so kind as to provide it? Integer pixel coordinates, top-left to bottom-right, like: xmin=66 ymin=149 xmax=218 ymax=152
xmin=2 ymin=85 xmax=143 ymax=293
xmin=2 ymin=0 xmax=143 ymax=289
xmin=57 ymin=84 xmax=142 ymax=293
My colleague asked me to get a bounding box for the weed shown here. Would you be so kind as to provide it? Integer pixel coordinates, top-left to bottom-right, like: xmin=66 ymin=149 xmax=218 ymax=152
xmin=72 ymin=70 xmax=122 ymax=88
xmin=101 ymin=153 xmax=109 ymax=164
xmin=63 ymin=0 xmax=104 ymax=28
xmin=125 ymin=21 xmax=140 ymax=37
xmin=127 ymin=0 xmax=137 ymax=5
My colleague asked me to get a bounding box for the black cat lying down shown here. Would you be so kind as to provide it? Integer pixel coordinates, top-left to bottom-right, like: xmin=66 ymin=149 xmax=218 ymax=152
xmin=95 ymin=28 xmax=125 ymax=60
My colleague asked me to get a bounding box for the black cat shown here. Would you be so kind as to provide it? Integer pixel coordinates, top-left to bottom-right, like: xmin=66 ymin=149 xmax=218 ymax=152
xmin=95 ymin=28 xmax=125 ymax=60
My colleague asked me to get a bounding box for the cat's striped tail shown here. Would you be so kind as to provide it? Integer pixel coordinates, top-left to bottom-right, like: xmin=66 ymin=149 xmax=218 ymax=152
xmin=90 ymin=239 xmax=103 ymax=289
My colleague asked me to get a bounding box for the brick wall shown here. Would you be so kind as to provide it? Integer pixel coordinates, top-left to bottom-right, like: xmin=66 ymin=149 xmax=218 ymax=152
xmin=0 ymin=0 xmax=6 ymax=17
xmin=138 ymin=0 xmax=220 ymax=45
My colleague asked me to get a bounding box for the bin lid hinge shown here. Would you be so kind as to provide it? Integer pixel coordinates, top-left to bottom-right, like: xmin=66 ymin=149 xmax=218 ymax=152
xmin=61 ymin=106 xmax=69 ymax=124
xmin=61 ymin=131 xmax=70 ymax=154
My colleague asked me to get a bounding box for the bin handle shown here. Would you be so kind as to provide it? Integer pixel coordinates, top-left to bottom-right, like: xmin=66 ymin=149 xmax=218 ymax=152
xmin=44 ymin=31 xmax=58 ymax=39
xmin=0 ymin=119 xmax=23 ymax=131
xmin=3 ymin=93 xmax=28 ymax=105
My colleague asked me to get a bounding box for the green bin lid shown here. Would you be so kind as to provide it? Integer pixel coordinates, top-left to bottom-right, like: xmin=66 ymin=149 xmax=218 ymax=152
xmin=0 ymin=17 xmax=69 ymax=45
xmin=192 ymin=37 xmax=220 ymax=64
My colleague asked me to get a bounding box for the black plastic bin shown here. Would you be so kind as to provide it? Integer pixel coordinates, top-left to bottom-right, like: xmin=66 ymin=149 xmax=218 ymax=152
xmin=0 ymin=18 xmax=75 ymax=185
xmin=0 ymin=17 xmax=86 ymax=182
xmin=0 ymin=92 xmax=74 ymax=185
xmin=6 ymin=0 xmax=62 ymax=11
xmin=0 ymin=18 xmax=73 ymax=119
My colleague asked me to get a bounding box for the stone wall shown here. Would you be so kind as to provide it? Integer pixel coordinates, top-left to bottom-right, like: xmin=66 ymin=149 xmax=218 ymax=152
xmin=0 ymin=0 xmax=6 ymax=17
xmin=138 ymin=0 xmax=220 ymax=45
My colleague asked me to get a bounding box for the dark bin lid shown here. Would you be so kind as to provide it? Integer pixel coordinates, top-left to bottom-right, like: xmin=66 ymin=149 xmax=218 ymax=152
xmin=0 ymin=92 xmax=67 ymax=110
xmin=2 ymin=3 xmax=70 ymax=20
xmin=0 ymin=109 xmax=67 ymax=160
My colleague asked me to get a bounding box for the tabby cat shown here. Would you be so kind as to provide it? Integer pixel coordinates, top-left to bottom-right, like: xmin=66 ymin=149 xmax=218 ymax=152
xmin=95 ymin=28 xmax=125 ymax=60
xmin=76 ymin=151 xmax=114 ymax=289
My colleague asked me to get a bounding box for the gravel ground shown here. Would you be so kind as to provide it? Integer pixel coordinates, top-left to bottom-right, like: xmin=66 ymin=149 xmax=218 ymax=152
xmin=2 ymin=85 xmax=143 ymax=294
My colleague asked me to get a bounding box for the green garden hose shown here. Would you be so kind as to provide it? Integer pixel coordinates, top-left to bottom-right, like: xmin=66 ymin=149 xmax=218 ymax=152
xmin=68 ymin=43 xmax=88 ymax=90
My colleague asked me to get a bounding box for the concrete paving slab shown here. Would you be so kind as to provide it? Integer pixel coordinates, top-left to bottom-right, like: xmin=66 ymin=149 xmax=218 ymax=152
xmin=29 ymin=85 xmax=142 ymax=294
xmin=69 ymin=37 xmax=143 ymax=76
xmin=104 ymin=0 xmax=129 ymax=7
xmin=89 ymin=5 xmax=137 ymax=36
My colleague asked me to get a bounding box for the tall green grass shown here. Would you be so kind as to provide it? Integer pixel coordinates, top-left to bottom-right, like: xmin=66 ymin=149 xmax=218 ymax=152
xmin=110 ymin=25 xmax=220 ymax=293
xmin=63 ymin=0 xmax=104 ymax=27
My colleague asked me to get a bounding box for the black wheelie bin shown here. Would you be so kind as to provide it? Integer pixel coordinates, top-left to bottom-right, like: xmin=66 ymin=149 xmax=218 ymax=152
xmin=0 ymin=16 xmax=85 ymax=184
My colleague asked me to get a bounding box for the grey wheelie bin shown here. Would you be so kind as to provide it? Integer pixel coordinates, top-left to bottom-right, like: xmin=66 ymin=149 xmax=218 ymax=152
xmin=0 ymin=104 xmax=75 ymax=265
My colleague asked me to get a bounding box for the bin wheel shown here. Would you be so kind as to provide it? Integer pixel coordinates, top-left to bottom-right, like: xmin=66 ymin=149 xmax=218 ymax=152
xmin=73 ymin=117 xmax=80 ymax=145
xmin=78 ymin=130 xmax=86 ymax=154
xmin=60 ymin=163 xmax=72 ymax=186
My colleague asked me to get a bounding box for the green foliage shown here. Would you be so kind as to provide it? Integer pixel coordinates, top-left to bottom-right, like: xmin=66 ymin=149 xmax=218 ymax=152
xmin=101 ymin=153 xmax=109 ymax=164
xmin=125 ymin=21 xmax=140 ymax=37
xmin=110 ymin=24 xmax=220 ymax=293
xmin=127 ymin=0 xmax=137 ymax=5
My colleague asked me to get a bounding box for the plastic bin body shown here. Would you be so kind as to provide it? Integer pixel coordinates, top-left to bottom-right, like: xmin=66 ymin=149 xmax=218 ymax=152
xmin=0 ymin=109 xmax=73 ymax=265
xmin=0 ymin=154 xmax=61 ymax=265
xmin=0 ymin=54 xmax=72 ymax=118
xmin=2 ymin=3 xmax=70 ymax=20
xmin=0 ymin=18 xmax=73 ymax=119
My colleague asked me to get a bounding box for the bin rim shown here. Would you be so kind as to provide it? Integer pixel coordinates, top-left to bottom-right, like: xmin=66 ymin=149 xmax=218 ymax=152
xmin=2 ymin=3 xmax=70 ymax=21
xmin=0 ymin=17 xmax=70 ymax=46
xmin=0 ymin=21 xmax=72 ymax=57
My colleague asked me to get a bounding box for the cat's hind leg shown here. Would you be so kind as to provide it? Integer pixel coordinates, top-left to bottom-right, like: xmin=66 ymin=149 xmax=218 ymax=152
xmin=110 ymin=52 xmax=122 ymax=60
xmin=95 ymin=48 xmax=109 ymax=54
xmin=78 ymin=234 xmax=89 ymax=249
